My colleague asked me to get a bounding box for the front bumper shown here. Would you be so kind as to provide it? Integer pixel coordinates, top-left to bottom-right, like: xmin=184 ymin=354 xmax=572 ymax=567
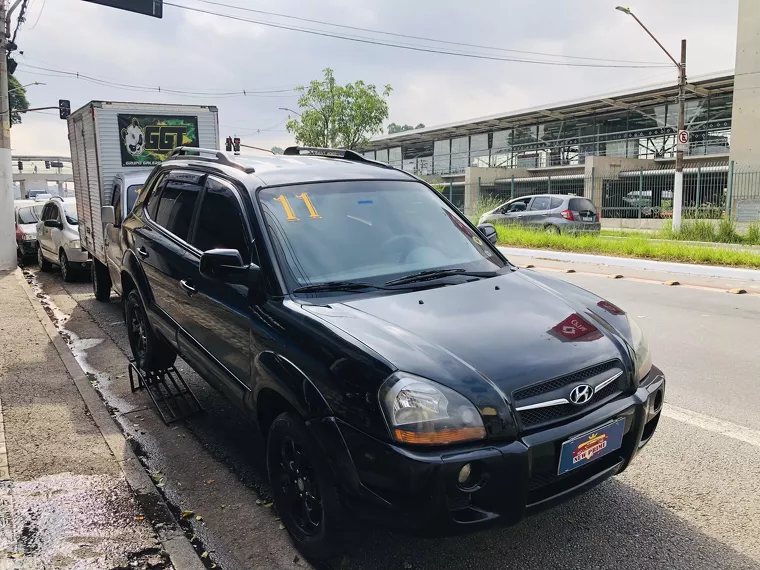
xmin=17 ymin=240 xmax=37 ymax=256
xmin=64 ymin=246 xmax=91 ymax=266
xmin=310 ymin=366 xmax=665 ymax=534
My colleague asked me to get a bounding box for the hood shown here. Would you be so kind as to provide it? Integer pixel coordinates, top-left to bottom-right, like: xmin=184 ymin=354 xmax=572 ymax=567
xmin=17 ymin=223 xmax=37 ymax=236
xmin=301 ymin=270 xmax=632 ymax=403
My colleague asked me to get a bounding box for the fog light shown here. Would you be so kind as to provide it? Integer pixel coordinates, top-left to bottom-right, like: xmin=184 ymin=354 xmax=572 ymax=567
xmin=458 ymin=463 xmax=472 ymax=485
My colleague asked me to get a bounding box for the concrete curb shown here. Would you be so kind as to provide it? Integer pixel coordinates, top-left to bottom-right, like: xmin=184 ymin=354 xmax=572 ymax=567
xmin=14 ymin=269 xmax=205 ymax=570
xmin=498 ymin=246 xmax=760 ymax=282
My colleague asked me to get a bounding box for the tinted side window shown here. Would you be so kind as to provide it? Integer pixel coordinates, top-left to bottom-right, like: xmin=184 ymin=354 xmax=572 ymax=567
xmin=192 ymin=177 xmax=251 ymax=261
xmin=153 ymin=172 xmax=203 ymax=242
xmin=144 ymin=174 xmax=167 ymax=220
xmin=40 ymin=204 xmax=51 ymax=221
xmin=570 ymin=198 xmax=597 ymax=213
xmin=530 ymin=196 xmax=551 ymax=211
xmin=550 ymin=197 xmax=564 ymax=209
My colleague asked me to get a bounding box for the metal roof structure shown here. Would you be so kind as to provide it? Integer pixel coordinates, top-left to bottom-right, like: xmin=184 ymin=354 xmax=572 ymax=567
xmin=364 ymin=70 xmax=735 ymax=150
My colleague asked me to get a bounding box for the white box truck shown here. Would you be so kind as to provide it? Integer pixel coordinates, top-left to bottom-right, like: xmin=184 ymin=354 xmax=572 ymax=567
xmin=67 ymin=101 xmax=219 ymax=300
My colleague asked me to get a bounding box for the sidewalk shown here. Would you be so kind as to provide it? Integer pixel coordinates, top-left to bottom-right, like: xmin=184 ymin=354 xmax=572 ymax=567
xmin=0 ymin=269 xmax=193 ymax=569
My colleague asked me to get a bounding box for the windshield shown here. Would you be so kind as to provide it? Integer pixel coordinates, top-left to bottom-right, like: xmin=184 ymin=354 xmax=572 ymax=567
xmin=17 ymin=205 xmax=42 ymax=224
xmin=64 ymin=204 xmax=78 ymax=225
xmin=258 ymin=180 xmax=506 ymax=291
xmin=126 ymin=184 xmax=142 ymax=214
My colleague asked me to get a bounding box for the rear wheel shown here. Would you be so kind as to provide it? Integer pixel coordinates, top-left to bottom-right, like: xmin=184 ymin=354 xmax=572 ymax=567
xmin=60 ymin=250 xmax=76 ymax=282
xmin=267 ymin=412 xmax=348 ymax=562
xmin=544 ymin=224 xmax=560 ymax=235
xmin=37 ymin=245 xmax=52 ymax=271
xmin=125 ymin=289 xmax=176 ymax=371
xmin=92 ymin=259 xmax=112 ymax=302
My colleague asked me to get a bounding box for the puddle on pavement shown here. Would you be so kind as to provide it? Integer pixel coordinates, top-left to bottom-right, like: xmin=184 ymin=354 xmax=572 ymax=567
xmin=2 ymin=473 xmax=171 ymax=569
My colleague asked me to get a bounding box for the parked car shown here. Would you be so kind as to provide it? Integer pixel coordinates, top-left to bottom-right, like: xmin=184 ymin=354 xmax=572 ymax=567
xmin=479 ymin=194 xmax=600 ymax=234
xmin=27 ymin=189 xmax=51 ymax=201
xmin=622 ymin=189 xmax=674 ymax=218
xmin=14 ymin=200 xmax=44 ymax=261
xmin=36 ymin=197 xmax=90 ymax=281
xmin=121 ymin=147 xmax=664 ymax=561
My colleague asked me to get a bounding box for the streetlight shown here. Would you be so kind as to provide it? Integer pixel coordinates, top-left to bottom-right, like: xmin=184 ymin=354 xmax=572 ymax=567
xmin=279 ymin=107 xmax=302 ymax=117
xmin=616 ymin=6 xmax=687 ymax=230
xmin=7 ymin=81 xmax=45 ymax=94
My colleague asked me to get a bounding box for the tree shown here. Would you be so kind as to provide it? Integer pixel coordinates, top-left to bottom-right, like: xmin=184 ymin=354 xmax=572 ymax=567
xmin=285 ymin=68 xmax=391 ymax=150
xmin=271 ymin=146 xmax=284 ymax=155
xmin=8 ymin=74 xmax=29 ymax=126
xmin=388 ymin=122 xmax=425 ymax=134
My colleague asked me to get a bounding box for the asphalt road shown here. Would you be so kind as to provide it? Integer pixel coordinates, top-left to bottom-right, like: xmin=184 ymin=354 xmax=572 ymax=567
xmin=23 ymin=261 xmax=760 ymax=570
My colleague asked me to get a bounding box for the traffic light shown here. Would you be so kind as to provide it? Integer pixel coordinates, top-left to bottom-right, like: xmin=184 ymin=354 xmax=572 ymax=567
xmin=58 ymin=99 xmax=71 ymax=120
xmin=17 ymin=160 xmax=22 ymax=172
xmin=233 ymin=137 xmax=241 ymax=153
xmin=45 ymin=160 xmax=50 ymax=169
xmin=225 ymin=136 xmax=232 ymax=152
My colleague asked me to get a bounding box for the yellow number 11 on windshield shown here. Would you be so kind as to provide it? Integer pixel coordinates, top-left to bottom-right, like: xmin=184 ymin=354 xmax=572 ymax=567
xmin=273 ymin=193 xmax=322 ymax=221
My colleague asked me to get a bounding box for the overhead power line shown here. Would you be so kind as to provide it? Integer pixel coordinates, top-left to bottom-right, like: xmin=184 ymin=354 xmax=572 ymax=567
xmin=27 ymin=0 xmax=46 ymax=30
xmin=193 ymin=0 xmax=668 ymax=67
xmin=165 ymin=2 xmax=671 ymax=69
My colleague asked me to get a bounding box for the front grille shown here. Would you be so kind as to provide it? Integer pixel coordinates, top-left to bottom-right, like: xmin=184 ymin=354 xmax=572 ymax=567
xmin=513 ymin=360 xmax=618 ymax=401
xmin=518 ymin=379 xmax=620 ymax=429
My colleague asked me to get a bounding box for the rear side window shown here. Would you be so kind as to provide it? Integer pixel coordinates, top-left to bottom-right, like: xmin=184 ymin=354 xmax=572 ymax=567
xmin=569 ymin=198 xmax=597 ymax=213
xmin=530 ymin=196 xmax=551 ymax=211
xmin=152 ymin=172 xmax=203 ymax=242
xmin=550 ymin=197 xmax=564 ymax=209
xmin=192 ymin=177 xmax=251 ymax=261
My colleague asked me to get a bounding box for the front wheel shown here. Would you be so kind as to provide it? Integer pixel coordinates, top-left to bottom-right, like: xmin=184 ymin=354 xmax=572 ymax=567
xmin=92 ymin=259 xmax=112 ymax=301
xmin=60 ymin=250 xmax=76 ymax=282
xmin=125 ymin=289 xmax=176 ymax=371
xmin=267 ymin=412 xmax=348 ymax=562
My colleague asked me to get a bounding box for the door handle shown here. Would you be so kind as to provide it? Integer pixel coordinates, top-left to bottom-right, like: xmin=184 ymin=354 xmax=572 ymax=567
xmin=180 ymin=279 xmax=197 ymax=295
xmin=136 ymin=246 xmax=148 ymax=258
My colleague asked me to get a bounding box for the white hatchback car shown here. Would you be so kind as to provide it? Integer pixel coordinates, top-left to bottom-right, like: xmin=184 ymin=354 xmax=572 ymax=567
xmin=36 ymin=197 xmax=90 ymax=281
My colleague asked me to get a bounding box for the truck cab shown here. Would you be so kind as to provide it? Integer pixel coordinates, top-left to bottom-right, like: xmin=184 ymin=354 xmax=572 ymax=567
xmin=93 ymin=171 xmax=150 ymax=300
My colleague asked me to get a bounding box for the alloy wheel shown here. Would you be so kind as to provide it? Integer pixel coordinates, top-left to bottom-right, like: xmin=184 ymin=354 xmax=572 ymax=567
xmin=129 ymin=304 xmax=148 ymax=360
xmin=277 ymin=437 xmax=323 ymax=536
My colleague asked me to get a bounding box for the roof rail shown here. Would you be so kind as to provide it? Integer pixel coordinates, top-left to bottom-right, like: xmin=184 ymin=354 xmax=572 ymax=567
xmin=283 ymin=146 xmax=394 ymax=169
xmin=168 ymin=147 xmax=250 ymax=172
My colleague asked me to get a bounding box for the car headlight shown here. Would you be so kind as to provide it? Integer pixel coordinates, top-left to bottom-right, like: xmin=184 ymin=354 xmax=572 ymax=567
xmin=379 ymin=373 xmax=486 ymax=445
xmin=69 ymin=239 xmax=81 ymax=250
xmin=22 ymin=232 xmax=36 ymax=241
xmin=628 ymin=317 xmax=652 ymax=380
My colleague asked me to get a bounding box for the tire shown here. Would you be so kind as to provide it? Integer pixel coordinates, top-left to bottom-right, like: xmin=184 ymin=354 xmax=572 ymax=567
xmin=92 ymin=259 xmax=112 ymax=302
xmin=37 ymin=244 xmax=52 ymax=271
xmin=545 ymin=224 xmax=560 ymax=235
xmin=267 ymin=412 xmax=348 ymax=562
xmin=60 ymin=250 xmax=76 ymax=282
xmin=125 ymin=289 xmax=176 ymax=371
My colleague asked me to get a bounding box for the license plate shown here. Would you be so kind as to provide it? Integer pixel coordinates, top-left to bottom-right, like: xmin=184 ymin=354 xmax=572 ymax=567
xmin=558 ymin=418 xmax=625 ymax=475
xmin=581 ymin=216 xmax=594 ymax=222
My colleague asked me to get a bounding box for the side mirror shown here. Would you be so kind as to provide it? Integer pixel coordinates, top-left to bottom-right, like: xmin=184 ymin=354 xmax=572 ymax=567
xmin=477 ymin=223 xmax=498 ymax=245
xmin=200 ymin=248 xmax=258 ymax=285
xmin=44 ymin=219 xmax=62 ymax=229
xmin=101 ymin=205 xmax=116 ymax=226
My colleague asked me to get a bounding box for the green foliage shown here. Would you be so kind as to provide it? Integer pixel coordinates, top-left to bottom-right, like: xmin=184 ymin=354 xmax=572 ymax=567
xmin=476 ymin=196 xmax=504 ymax=220
xmin=660 ymin=219 xmax=717 ymax=242
xmin=747 ymin=222 xmax=760 ymax=245
xmin=285 ymin=68 xmax=391 ymax=150
xmin=8 ymin=74 xmax=29 ymax=126
xmin=716 ymin=217 xmax=741 ymax=243
xmin=388 ymin=122 xmax=425 ymax=134
xmin=271 ymin=146 xmax=284 ymax=155
xmin=494 ymin=225 xmax=760 ymax=269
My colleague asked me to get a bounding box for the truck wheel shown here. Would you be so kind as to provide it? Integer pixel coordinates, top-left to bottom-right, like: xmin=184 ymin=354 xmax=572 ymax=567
xmin=37 ymin=245 xmax=52 ymax=272
xmin=60 ymin=250 xmax=76 ymax=282
xmin=92 ymin=259 xmax=112 ymax=302
xmin=125 ymin=290 xmax=176 ymax=371
xmin=267 ymin=412 xmax=348 ymax=562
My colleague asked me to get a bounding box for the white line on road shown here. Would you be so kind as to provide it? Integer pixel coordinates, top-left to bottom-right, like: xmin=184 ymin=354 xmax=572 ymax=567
xmin=663 ymin=404 xmax=760 ymax=448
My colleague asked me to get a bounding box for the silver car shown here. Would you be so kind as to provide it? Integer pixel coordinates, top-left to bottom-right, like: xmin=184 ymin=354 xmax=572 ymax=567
xmin=478 ymin=194 xmax=601 ymax=234
xmin=36 ymin=197 xmax=90 ymax=281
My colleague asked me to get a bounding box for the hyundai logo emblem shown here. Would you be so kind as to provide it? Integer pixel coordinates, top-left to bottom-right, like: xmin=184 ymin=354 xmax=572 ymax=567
xmin=569 ymin=384 xmax=594 ymax=405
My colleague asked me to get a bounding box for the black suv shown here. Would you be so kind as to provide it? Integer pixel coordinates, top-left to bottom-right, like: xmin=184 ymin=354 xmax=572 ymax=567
xmin=120 ymin=147 xmax=665 ymax=561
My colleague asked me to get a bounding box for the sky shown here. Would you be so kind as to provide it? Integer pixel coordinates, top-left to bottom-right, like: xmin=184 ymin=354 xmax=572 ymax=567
xmin=9 ymin=0 xmax=740 ymax=157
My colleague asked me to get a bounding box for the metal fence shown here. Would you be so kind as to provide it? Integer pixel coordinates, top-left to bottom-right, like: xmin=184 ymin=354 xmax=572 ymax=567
xmin=443 ymin=162 xmax=760 ymax=221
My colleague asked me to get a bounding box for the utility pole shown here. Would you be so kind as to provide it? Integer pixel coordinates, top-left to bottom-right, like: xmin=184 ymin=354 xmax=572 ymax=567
xmin=0 ymin=0 xmax=15 ymax=270
xmin=616 ymin=6 xmax=687 ymax=230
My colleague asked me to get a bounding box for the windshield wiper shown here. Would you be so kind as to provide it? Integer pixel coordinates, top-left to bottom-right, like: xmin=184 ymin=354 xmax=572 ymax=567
xmin=384 ymin=268 xmax=493 ymax=287
xmin=293 ymin=281 xmax=383 ymax=293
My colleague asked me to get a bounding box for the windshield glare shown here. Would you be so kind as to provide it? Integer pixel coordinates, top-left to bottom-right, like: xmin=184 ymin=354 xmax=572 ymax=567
xmin=17 ymin=206 xmax=42 ymax=224
xmin=258 ymin=180 xmax=506 ymax=291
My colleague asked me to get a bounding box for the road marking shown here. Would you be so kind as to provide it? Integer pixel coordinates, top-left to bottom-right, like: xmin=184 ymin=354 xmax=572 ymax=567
xmin=663 ymin=404 xmax=760 ymax=448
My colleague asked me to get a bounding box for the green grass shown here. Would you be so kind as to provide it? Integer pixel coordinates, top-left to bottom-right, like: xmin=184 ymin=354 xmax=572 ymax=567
xmin=495 ymin=225 xmax=760 ymax=269
xmin=604 ymin=219 xmax=760 ymax=246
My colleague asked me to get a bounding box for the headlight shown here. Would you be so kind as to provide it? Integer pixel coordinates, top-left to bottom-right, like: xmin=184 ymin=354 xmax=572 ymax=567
xmin=379 ymin=373 xmax=486 ymax=445
xmin=628 ymin=317 xmax=652 ymax=380
xmin=69 ymin=239 xmax=81 ymax=250
xmin=22 ymin=232 xmax=36 ymax=241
